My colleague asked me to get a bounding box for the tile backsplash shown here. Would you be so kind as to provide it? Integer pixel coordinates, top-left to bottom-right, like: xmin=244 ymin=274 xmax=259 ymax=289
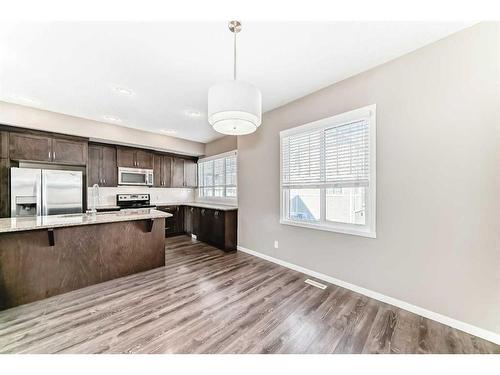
xmin=87 ymin=186 xmax=195 ymax=208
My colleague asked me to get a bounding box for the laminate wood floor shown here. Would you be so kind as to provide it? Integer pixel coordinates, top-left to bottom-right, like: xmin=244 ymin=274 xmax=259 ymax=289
xmin=0 ymin=235 xmax=498 ymax=354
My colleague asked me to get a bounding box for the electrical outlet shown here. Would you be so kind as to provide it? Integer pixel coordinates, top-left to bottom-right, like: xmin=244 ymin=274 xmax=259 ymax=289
xmin=274 ymin=240 xmax=279 ymax=249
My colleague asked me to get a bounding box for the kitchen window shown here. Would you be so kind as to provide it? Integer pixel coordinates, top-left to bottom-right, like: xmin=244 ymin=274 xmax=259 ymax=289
xmin=198 ymin=150 xmax=237 ymax=201
xmin=280 ymin=105 xmax=376 ymax=238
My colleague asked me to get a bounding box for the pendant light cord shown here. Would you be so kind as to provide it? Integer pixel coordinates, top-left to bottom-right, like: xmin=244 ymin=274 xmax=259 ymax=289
xmin=233 ymin=31 xmax=237 ymax=80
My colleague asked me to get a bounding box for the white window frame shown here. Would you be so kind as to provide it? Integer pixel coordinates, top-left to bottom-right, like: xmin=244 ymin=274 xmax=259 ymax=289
xmin=197 ymin=150 xmax=238 ymax=204
xmin=280 ymin=104 xmax=376 ymax=238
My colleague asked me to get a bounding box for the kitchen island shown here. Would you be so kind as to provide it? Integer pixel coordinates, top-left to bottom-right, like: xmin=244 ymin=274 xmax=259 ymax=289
xmin=0 ymin=209 xmax=171 ymax=310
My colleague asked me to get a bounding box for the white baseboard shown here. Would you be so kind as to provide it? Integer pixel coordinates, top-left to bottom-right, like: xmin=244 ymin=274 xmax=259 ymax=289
xmin=237 ymin=245 xmax=500 ymax=345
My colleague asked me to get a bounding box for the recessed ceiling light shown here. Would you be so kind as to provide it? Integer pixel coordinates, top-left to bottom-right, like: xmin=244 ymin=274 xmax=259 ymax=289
xmin=160 ymin=129 xmax=178 ymax=135
xmin=184 ymin=110 xmax=202 ymax=118
xmin=113 ymin=86 xmax=134 ymax=96
xmin=102 ymin=115 xmax=122 ymax=123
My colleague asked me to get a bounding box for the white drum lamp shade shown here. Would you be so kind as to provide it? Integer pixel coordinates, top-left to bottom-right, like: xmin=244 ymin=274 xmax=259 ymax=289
xmin=208 ymin=80 xmax=262 ymax=135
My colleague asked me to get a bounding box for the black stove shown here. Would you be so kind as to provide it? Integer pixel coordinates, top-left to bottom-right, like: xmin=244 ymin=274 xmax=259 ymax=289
xmin=116 ymin=194 xmax=156 ymax=209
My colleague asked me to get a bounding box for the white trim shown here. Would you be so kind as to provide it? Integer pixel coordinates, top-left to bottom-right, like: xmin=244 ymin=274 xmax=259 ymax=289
xmin=198 ymin=149 xmax=237 ymax=163
xmin=237 ymin=245 xmax=500 ymax=345
xmin=279 ymin=104 xmax=376 ymax=238
xmin=280 ymin=105 xmax=375 ymax=137
xmin=280 ymin=219 xmax=376 ymax=238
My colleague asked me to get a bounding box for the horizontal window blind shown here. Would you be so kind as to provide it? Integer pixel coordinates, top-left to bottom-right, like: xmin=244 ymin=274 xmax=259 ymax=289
xmin=282 ymin=118 xmax=370 ymax=189
xmin=198 ymin=152 xmax=237 ymax=199
xmin=225 ymin=156 xmax=237 ymax=187
xmin=282 ymin=129 xmax=322 ymax=187
xmin=325 ymin=119 xmax=369 ymax=187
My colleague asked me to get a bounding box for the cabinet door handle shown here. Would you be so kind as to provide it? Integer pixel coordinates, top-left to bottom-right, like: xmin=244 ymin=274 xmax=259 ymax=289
xmin=190 ymin=207 xmax=194 ymax=213
xmin=201 ymin=209 xmax=205 ymax=215
xmin=214 ymin=210 xmax=219 ymax=217
xmin=53 ymin=151 xmax=56 ymax=160
xmin=103 ymin=179 xmax=106 ymax=184
xmin=48 ymin=151 xmax=51 ymax=160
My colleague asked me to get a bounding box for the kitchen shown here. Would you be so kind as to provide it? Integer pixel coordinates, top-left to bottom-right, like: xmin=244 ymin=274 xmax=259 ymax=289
xmin=0 ymin=125 xmax=237 ymax=310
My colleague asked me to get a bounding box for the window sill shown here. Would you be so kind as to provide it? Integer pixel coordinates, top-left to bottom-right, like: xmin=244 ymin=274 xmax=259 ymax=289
xmin=280 ymin=219 xmax=376 ymax=238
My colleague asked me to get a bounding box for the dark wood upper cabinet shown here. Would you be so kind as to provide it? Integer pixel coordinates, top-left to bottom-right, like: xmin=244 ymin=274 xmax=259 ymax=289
xmin=87 ymin=145 xmax=101 ymax=187
xmin=9 ymin=132 xmax=87 ymax=165
xmin=52 ymin=138 xmax=88 ymax=165
xmin=153 ymin=154 xmax=173 ymax=187
xmin=116 ymin=147 xmax=136 ymax=168
xmin=135 ymin=150 xmax=153 ymax=169
xmin=184 ymin=159 xmax=197 ymax=188
xmin=0 ymin=131 xmax=8 ymax=159
xmin=9 ymin=133 xmax=52 ymax=162
xmin=117 ymin=147 xmax=153 ymax=169
xmin=101 ymin=145 xmax=117 ymax=187
xmin=171 ymin=157 xmax=185 ymax=188
xmin=153 ymin=154 xmax=162 ymax=187
xmin=88 ymin=144 xmax=117 ymax=187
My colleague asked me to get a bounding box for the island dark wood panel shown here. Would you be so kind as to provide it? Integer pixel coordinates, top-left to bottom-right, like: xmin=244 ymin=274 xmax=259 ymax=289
xmin=0 ymin=235 xmax=497 ymax=354
xmin=0 ymin=219 xmax=165 ymax=310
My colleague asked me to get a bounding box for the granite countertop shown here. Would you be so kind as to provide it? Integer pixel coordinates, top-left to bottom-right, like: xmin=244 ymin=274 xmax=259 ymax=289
xmin=0 ymin=209 xmax=171 ymax=234
xmin=154 ymin=202 xmax=238 ymax=211
xmin=94 ymin=202 xmax=238 ymax=211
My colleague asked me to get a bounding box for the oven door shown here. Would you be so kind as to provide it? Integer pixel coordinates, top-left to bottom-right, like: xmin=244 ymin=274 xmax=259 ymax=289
xmin=118 ymin=167 xmax=150 ymax=185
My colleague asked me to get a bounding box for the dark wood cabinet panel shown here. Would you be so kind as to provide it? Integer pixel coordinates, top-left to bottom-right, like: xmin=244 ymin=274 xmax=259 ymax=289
xmin=135 ymin=150 xmax=153 ymax=169
xmin=101 ymin=145 xmax=117 ymax=187
xmin=184 ymin=206 xmax=193 ymax=234
xmin=88 ymin=144 xmax=117 ymax=187
xmin=153 ymin=154 xmax=163 ymax=187
xmin=117 ymin=147 xmax=153 ymax=169
xmin=9 ymin=132 xmax=88 ymax=166
xmin=184 ymin=159 xmax=197 ymax=188
xmin=0 ymin=132 xmax=9 ymax=218
xmin=0 ymin=158 xmax=10 ymax=218
xmin=163 ymin=156 xmax=173 ymax=187
xmin=171 ymin=157 xmax=184 ymax=188
xmin=158 ymin=205 xmax=184 ymax=236
xmin=87 ymin=145 xmax=101 ymax=187
xmin=9 ymin=133 xmax=52 ymax=162
xmin=0 ymin=131 xmax=8 ymax=159
xmin=213 ymin=210 xmax=225 ymax=247
xmin=52 ymin=138 xmax=88 ymax=165
xmin=192 ymin=207 xmax=201 ymax=236
xmin=116 ymin=147 xmax=136 ymax=168
xmin=153 ymin=154 xmax=173 ymax=187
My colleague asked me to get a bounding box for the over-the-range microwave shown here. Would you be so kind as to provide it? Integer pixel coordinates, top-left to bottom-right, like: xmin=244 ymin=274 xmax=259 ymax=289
xmin=118 ymin=167 xmax=154 ymax=186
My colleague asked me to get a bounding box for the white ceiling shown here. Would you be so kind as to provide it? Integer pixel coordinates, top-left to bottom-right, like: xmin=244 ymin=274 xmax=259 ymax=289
xmin=0 ymin=21 xmax=473 ymax=143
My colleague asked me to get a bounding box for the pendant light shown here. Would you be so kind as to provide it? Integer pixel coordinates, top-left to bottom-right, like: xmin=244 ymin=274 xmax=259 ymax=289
xmin=208 ymin=20 xmax=262 ymax=135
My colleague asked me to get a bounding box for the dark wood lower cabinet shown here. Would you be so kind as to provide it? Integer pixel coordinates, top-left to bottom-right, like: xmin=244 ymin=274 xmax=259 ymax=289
xmin=157 ymin=205 xmax=184 ymax=236
xmin=159 ymin=205 xmax=237 ymax=251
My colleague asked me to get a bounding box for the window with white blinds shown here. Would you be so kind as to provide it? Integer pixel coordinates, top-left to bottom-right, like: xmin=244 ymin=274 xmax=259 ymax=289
xmin=198 ymin=151 xmax=237 ymax=200
xmin=280 ymin=105 xmax=376 ymax=238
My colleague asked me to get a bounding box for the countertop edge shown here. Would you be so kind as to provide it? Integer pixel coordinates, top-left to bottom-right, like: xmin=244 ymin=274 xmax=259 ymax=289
xmin=0 ymin=210 xmax=172 ymax=234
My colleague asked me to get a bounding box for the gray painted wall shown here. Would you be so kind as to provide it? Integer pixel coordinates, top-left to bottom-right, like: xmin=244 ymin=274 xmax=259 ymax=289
xmin=204 ymin=135 xmax=237 ymax=157
xmin=237 ymin=23 xmax=500 ymax=334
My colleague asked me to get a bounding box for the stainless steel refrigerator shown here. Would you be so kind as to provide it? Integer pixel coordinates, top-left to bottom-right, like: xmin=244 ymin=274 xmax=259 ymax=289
xmin=10 ymin=167 xmax=83 ymax=217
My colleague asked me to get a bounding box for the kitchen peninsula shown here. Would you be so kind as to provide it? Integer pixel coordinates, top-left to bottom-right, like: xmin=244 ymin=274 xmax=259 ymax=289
xmin=0 ymin=208 xmax=170 ymax=310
